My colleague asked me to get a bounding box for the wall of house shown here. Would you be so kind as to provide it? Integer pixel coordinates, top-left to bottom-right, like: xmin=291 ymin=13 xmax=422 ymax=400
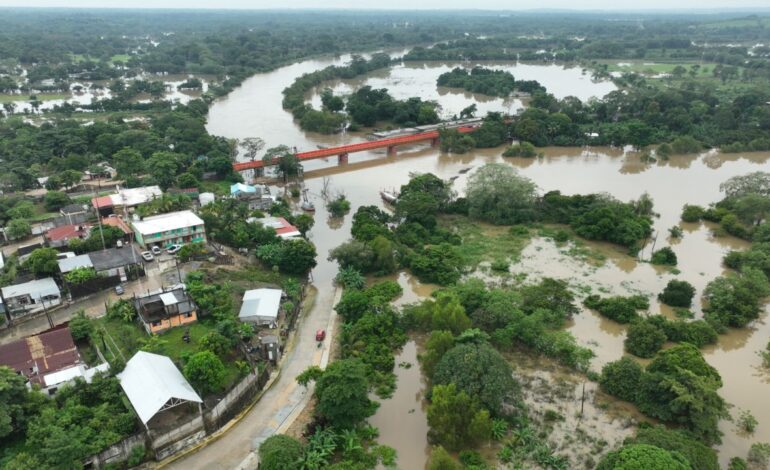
xmin=147 ymin=310 xmax=197 ymax=334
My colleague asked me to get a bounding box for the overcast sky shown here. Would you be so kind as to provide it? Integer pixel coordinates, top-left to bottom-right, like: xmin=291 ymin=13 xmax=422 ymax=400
xmin=0 ymin=0 xmax=768 ymax=10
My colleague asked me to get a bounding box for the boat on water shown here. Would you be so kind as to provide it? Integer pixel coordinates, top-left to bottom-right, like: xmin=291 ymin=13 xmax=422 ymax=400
xmin=380 ymin=190 xmax=398 ymax=204
xmin=301 ymin=200 xmax=316 ymax=212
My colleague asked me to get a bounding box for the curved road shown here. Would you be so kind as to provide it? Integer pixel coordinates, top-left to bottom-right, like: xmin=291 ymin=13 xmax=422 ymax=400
xmin=163 ymin=287 xmax=340 ymax=470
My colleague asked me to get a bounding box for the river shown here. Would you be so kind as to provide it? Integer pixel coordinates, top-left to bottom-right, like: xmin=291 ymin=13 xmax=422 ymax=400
xmin=206 ymin=53 xmax=770 ymax=468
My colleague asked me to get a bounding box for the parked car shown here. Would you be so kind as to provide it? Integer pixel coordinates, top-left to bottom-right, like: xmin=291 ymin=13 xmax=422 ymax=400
xmin=141 ymin=251 xmax=154 ymax=262
xmin=151 ymin=246 xmax=162 ymax=255
xmin=166 ymin=244 xmax=182 ymax=255
xmin=114 ymin=285 xmax=124 ymax=295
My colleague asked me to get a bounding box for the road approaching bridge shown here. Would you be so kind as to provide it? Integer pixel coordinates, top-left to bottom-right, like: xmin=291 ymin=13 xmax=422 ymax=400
xmin=232 ymin=123 xmax=481 ymax=172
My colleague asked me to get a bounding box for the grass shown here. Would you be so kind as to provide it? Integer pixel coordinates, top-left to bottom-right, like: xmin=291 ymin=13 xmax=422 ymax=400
xmin=0 ymin=92 xmax=69 ymax=103
xmin=94 ymin=315 xmax=241 ymax=388
xmin=439 ymin=214 xmax=532 ymax=268
xmin=199 ymin=179 xmax=236 ymax=196
xmin=109 ymin=54 xmax=132 ymax=64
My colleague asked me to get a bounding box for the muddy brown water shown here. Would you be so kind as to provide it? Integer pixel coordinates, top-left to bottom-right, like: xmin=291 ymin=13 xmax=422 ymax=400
xmin=207 ymin=53 xmax=770 ymax=468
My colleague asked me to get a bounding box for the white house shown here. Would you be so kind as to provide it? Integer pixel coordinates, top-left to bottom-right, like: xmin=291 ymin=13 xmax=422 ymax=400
xmin=1 ymin=278 xmax=61 ymax=315
xmin=131 ymin=210 xmax=207 ymax=249
xmin=238 ymin=288 xmax=282 ymax=326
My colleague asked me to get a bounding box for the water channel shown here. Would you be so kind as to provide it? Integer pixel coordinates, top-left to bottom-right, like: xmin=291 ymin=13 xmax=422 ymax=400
xmin=206 ymin=53 xmax=770 ymax=468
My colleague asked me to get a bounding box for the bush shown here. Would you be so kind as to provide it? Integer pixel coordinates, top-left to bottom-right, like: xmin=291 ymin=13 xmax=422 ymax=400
xmin=64 ymin=267 xmax=99 ymax=285
xmin=597 ymin=444 xmax=690 ymax=470
xmin=669 ymin=226 xmax=684 ymax=238
xmin=670 ymin=135 xmax=703 ymax=155
xmin=327 ymin=194 xmax=352 ymax=217
xmin=632 ymin=425 xmax=718 ymax=470
xmin=183 ymin=351 xmax=226 ymax=395
xmin=490 ymin=259 xmax=509 ymax=272
xmin=650 ymin=247 xmax=677 ymax=266
xmin=259 ymin=435 xmax=304 ymax=470
xmin=68 ymin=311 xmax=93 ymax=342
xmin=502 ymin=141 xmax=538 ymax=158
xmin=44 ymin=191 xmax=71 ymax=211
xmin=599 ymin=356 xmax=643 ymax=402
xmin=658 ymin=279 xmax=696 ymax=307
xmin=584 ymin=294 xmax=649 ymax=323
xmin=681 ymin=204 xmax=705 ymax=222
xmin=127 ymin=445 xmax=145 ymax=467
xmin=625 ymin=320 xmax=667 ymax=358
xmin=738 ymin=410 xmax=758 ymax=433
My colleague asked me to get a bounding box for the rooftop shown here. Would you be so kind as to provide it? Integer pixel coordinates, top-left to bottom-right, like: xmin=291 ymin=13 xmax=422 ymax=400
xmin=135 ymin=287 xmax=196 ymax=324
xmin=0 ymin=326 xmax=80 ymax=387
xmin=88 ymin=246 xmax=142 ymax=272
xmin=132 ymin=210 xmax=205 ymax=236
xmin=238 ymin=288 xmax=282 ymax=323
xmin=1 ymin=277 xmax=60 ymax=300
xmin=60 ymin=203 xmax=89 ymax=215
xmin=46 ymin=223 xmax=90 ymax=242
xmin=114 ymin=186 xmax=163 ymax=207
xmin=58 ymin=254 xmax=93 ymax=274
xmin=252 ymin=217 xmax=301 ymax=239
xmin=119 ymin=351 xmax=202 ymax=425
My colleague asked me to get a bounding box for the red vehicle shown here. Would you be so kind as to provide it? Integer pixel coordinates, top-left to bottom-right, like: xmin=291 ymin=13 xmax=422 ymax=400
xmin=315 ymin=329 xmax=326 ymax=342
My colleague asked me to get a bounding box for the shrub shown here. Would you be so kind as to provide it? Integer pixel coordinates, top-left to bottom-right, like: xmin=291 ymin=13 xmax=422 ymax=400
xmin=490 ymin=259 xmax=509 ymax=272
xmin=327 ymin=194 xmax=352 ymax=217
xmin=658 ymin=279 xmax=696 ymax=307
xmin=738 ymin=410 xmax=758 ymax=433
xmin=671 ymin=135 xmax=703 ymax=155
xmin=681 ymin=204 xmax=705 ymax=222
xmin=584 ymin=295 xmax=649 ymax=323
xmin=669 ymin=226 xmax=683 ymax=238
xmin=68 ymin=311 xmax=93 ymax=342
xmin=599 ymin=356 xmax=643 ymax=402
xmin=502 ymin=141 xmax=538 ymax=158
xmin=625 ymin=320 xmax=667 ymax=358
xmin=127 ymin=445 xmax=145 ymax=467
xmin=650 ymin=247 xmax=677 ymax=266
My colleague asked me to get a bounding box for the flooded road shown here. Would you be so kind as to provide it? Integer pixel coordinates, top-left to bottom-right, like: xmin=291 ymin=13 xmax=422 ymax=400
xmin=206 ymin=53 xmax=770 ymax=468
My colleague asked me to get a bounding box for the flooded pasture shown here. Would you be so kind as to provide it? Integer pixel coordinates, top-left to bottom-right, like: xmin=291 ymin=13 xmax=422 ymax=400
xmin=206 ymin=53 xmax=770 ymax=468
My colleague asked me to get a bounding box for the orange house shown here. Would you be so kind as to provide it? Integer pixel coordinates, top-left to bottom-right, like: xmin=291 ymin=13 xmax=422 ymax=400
xmin=134 ymin=288 xmax=198 ymax=335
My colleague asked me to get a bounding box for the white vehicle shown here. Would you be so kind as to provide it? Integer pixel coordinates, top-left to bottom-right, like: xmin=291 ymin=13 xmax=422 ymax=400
xmin=166 ymin=244 xmax=182 ymax=255
xmin=151 ymin=246 xmax=162 ymax=255
xmin=141 ymin=251 xmax=154 ymax=262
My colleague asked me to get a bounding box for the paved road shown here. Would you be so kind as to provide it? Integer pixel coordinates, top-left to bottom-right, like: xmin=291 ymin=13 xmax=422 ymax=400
xmin=163 ymin=286 xmax=340 ymax=470
xmin=0 ymin=260 xmax=170 ymax=345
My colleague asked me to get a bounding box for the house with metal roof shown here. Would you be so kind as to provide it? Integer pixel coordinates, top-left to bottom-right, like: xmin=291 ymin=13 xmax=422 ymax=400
xmin=0 ymin=326 xmax=109 ymax=395
xmin=250 ymin=217 xmax=301 ymax=239
xmin=131 ymin=210 xmax=206 ymax=249
xmin=118 ymin=351 xmax=202 ymax=428
xmin=134 ymin=287 xmax=198 ymax=334
xmin=238 ymin=288 xmax=282 ymax=326
xmin=1 ymin=278 xmax=61 ymax=316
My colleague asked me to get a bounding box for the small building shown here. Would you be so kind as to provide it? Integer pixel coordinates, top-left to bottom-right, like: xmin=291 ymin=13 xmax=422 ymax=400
xmin=131 ymin=210 xmax=206 ymax=249
xmin=118 ymin=351 xmax=203 ymax=428
xmin=58 ymin=254 xmax=94 ymax=274
xmin=260 ymin=335 xmax=281 ymax=364
xmin=230 ymin=183 xmax=257 ymax=196
xmin=91 ymin=185 xmax=163 ymax=216
xmin=44 ymin=223 xmax=91 ymax=248
xmin=134 ymin=287 xmax=198 ymax=334
xmin=238 ymin=288 xmax=282 ymax=326
xmin=232 ymin=183 xmax=274 ymax=211
xmin=1 ymin=278 xmax=61 ymax=316
xmin=0 ymin=326 xmax=108 ymax=395
xmin=199 ymin=192 xmax=215 ymax=207
xmin=59 ymin=203 xmax=90 ymax=220
xmin=89 ymin=246 xmax=144 ymax=280
xmin=251 ymin=217 xmax=301 ymax=239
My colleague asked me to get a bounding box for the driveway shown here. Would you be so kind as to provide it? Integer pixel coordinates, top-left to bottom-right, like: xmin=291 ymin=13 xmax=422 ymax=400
xmin=162 ymin=285 xmax=341 ymax=470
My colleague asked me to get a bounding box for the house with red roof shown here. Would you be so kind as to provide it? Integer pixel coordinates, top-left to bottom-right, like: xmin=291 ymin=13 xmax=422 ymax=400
xmin=44 ymin=223 xmax=91 ymax=248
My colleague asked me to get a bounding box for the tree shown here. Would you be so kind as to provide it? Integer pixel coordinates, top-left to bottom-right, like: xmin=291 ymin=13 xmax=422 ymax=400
xmin=459 ymin=104 xmax=477 ymax=119
xmin=44 ymin=191 xmax=71 ymax=211
xmin=263 ymin=145 xmax=301 ymax=181
xmin=600 ymin=356 xmax=644 ymax=403
xmin=466 ymin=163 xmax=539 ymax=225
xmin=428 ymin=446 xmax=462 ymax=470
xmin=59 ymin=169 xmax=83 ymax=189
xmin=276 ymin=239 xmax=317 ymax=275
xmin=239 ymin=137 xmax=265 ymax=161
xmin=0 ymin=366 xmax=31 ymax=438
xmin=433 ymin=341 xmax=520 ymax=416
xmin=183 ymin=351 xmax=226 ymax=395
xmin=658 ymin=280 xmax=695 ymax=308
xmin=720 ymin=172 xmax=770 ymax=199
xmin=112 ymin=148 xmax=144 ymax=177
xmin=259 ymin=434 xmax=304 ymax=470
xmin=291 ymin=213 xmax=314 ymax=236
xmin=420 ymin=330 xmax=455 ymax=380
xmin=68 ymin=311 xmax=94 ymax=342
xmin=650 ymin=247 xmax=677 ymax=266
xmin=427 ymin=384 xmax=492 ymax=451
xmin=6 ymin=219 xmax=31 ymax=240
xmin=25 ymin=247 xmax=60 ymax=277
xmin=596 ymin=444 xmax=690 ymax=470
xmin=145 ymin=151 xmax=180 ymax=190
xmin=410 ymin=292 xmax=472 ymax=335
xmin=310 ymin=359 xmax=377 ymax=429
xmin=631 ymin=425 xmax=718 ymax=470
xmin=176 ymin=172 xmax=199 ymax=189
xmin=327 ymin=194 xmax=351 ymax=218
xmin=704 ymin=267 xmax=770 ymax=328
xmin=625 ymin=320 xmax=667 ymax=358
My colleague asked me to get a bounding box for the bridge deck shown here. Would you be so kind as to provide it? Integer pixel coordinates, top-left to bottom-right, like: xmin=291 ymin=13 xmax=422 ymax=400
xmin=232 ymin=125 xmax=478 ymax=171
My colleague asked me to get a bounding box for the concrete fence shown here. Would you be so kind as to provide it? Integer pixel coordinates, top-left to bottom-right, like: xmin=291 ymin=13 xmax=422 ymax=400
xmin=85 ymin=433 xmax=148 ymax=469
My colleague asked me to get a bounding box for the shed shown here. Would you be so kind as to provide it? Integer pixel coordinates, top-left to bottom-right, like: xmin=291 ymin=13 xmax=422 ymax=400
xmin=58 ymin=254 xmax=93 ymax=274
xmin=238 ymin=288 xmax=282 ymax=325
xmin=118 ymin=351 xmax=202 ymax=427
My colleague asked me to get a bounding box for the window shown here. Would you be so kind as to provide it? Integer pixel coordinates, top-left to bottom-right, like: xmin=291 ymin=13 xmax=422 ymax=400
xmin=182 ymin=312 xmax=193 ymax=318
xmin=151 ymin=320 xmax=161 ymax=327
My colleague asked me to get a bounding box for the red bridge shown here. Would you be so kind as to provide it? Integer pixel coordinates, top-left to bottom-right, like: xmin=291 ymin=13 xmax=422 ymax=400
xmin=232 ymin=125 xmax=480 ymax=172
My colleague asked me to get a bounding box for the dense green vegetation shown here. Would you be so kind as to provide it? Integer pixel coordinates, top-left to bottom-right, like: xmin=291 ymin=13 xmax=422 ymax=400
xmin=583 ymin=294 xmax=650 ymax=324
xmin=436 ymin=67 xmax=544 ymax=97
xmin=600 ymin=343 xmax=727 ymax=445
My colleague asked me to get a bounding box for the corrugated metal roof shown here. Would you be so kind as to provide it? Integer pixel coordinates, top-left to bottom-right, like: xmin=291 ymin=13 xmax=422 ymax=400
xmin=131 ymin=210 xmax=204 ymax=236
xmin=0 ymin=326 xmax=80 ymax=386
xmin=238 ymin=288 xmax=282 ymax=323
xmin=118 ymin=351 xmax=202 ymax=425
xmin=58 ymin=254 xmax=93 ymax=273
xmin=2 ymin=277 xmax=60 ymax=300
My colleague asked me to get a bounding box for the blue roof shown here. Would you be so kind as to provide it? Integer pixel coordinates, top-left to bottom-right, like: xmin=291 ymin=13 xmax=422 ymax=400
xmin=230 ymin=183 xmax=257 ymax=195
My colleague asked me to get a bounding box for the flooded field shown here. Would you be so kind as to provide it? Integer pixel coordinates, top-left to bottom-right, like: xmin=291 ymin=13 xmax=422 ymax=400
xmin=207 ymin=53 xmax=770 ymax=468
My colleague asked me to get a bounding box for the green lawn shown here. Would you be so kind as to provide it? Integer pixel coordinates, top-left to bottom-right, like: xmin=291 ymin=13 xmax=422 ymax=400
xmin=109 ymin=54 xmax=132 ymax=64
xmin=440 ymin=215 xmax=532 ymax=268
xmin=94 ymin=315 xmax=241 ymax=388
xmin=199 ymin=179 xmax=235 ymax=196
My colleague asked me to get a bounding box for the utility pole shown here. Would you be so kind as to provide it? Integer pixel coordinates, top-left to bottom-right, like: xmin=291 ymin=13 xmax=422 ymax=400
xmin=93 ymin=180 xmax=106 ymax=251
